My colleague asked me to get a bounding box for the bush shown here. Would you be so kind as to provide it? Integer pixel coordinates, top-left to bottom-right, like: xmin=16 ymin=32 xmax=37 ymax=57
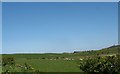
xmin=2 ymin=57 xmax=15 ymax=66
xmin=80 ymin=55 xmax=120 ymax=74
xmin=2 ymin=57 xmax=37 ymax=73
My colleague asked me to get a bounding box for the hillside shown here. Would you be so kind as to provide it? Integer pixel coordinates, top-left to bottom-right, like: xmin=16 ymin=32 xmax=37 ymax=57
xmin=2 ymin=45 xmax=119 ymax=72
xmin=2 ymin=45 xmax=119 ymax=59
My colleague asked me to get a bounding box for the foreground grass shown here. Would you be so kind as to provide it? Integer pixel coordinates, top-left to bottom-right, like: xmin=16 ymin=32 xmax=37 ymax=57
xmin=15 ymin=59 xmax=81 ymax=72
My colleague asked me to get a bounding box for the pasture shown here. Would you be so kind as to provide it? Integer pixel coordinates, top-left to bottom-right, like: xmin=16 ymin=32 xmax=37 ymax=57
xmin=2 ymin=45 xmax=119 ymax=72
xmin=2 ymin=53 xmax=83 ymax=72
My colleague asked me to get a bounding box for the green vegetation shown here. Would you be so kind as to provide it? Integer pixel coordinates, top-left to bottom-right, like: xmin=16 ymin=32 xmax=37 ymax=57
xmin=80 ymin=55 xmax=120 ymax=74
xmin=2 ymin=45 xmax=120 ymax=73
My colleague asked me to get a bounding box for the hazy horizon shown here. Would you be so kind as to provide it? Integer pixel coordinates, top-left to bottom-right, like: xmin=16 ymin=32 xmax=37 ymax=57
xmin=1 ymin=44 xmax=119 ymax=54
xmin=2 ymin=2 xmax=118 ymax=54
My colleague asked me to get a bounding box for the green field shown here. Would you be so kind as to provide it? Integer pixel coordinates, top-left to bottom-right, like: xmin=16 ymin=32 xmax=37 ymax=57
xmin=2 ymin=54 xmax=83 ymax=72
xmin=16 ymin=59 xmax=81 ymax=72
xmin=2 ymin=45 xmax=119 ymax=72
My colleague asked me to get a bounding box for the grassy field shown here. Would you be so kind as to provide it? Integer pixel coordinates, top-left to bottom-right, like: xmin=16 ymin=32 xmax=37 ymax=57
xmin=2 ymin=54 xmax=83 ymax=72
xmin=2 ymin=45 xmax=119 ymax=72
xmin=16 ymin=59 xmax=81 ymax=72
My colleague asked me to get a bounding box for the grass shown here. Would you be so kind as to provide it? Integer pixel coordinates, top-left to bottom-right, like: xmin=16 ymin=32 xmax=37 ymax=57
xmin=15 ymin=59 xmax=81 ymax=72
xmin=2 ymin=45 xmax=119 ymax=72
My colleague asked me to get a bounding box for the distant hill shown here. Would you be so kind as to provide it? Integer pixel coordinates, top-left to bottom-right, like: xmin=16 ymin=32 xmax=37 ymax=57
xmin=2 ymin=45 xmax=119 ymax=60
xmin=72 ymin=45 xmax=119 ymax=57
xmin=98 ymin=45 xmax=119 ymax=55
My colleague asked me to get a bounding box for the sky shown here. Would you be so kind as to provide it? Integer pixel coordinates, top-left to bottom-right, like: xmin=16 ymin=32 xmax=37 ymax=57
xmin=2 ymin=0 xmax=120 ymax=2
xmin=0 ymin=2 xmax=2 ymax=54
xmin=2 ymin=2 xmax=118 ymax=54
xmin=118 ymin=2 xmax=120 ymax=45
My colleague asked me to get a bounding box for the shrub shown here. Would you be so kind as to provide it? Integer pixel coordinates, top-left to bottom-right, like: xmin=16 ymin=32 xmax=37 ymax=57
xmin=2 ymin=57 xmax=37 ymax=73
xmin=2 ymin=57 xmax=15 ymax=66
xmin=80 ymin=55 xmax=120 ymax=74
xmin=21 ymin=63 xmax=35 ymax=72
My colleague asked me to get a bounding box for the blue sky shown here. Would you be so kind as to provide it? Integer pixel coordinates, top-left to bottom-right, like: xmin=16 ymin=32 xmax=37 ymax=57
xmin=2 ymin=2 xmax=118 ymax=54
xmin=2 ymin=0 xmax=120 ymax=2
xmin=0 ymin=2 xmax=2 ymax=54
